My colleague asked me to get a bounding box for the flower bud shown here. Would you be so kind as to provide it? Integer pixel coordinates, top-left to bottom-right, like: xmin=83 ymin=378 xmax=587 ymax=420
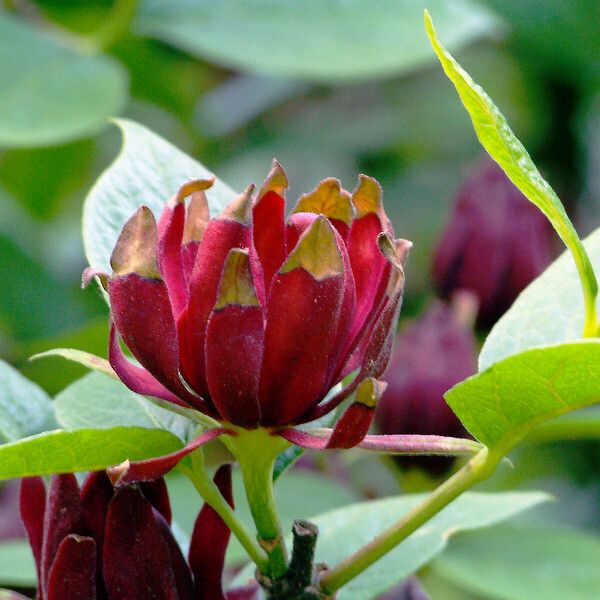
xmin=104 ymin=161 xmax=410 ymax=429
xmin=432 ymin=157 xmax=554 ymax=327
xmin=375 ymin=297 xmax=477 ymax=470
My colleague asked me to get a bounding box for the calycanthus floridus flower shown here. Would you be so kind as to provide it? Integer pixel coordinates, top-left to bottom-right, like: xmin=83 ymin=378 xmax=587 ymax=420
xmin=86 ymin=161 xmax=411 ymax=484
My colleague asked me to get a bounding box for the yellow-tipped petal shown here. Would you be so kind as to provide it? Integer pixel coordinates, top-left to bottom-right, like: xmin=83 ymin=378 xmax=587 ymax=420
xmin=293 ymin=178 xmax=354 ymax=225
xmin=110 ymin=206 xmax=161 ymax=278
xmin=258 ymin=159 xmax=288 ymax=200
xmin=281 ymin=216 xmax=344 ymax=280
xmin=219 ymin=184 xmax=255 ymax=224
xmin=183 ymin=190 xmax=210 ymax=243
xmin=215 ymin=248 xmax=260 ymax=309
xmin=352 ymin=174 xmax=383 ymax=218
xmin=355 ymin=377 xmax=387 ymax=408
xmin=167 ymin=177 xmax=215 ymax=208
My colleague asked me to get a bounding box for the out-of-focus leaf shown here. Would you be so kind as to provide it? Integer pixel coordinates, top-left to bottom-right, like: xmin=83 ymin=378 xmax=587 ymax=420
xmin=432 ymin=524 xmax=600 ymax=600
xmin=421 ymin=569 xmax=485 ymax=600
xmin=167 ymin=467 xmax=359 ymax=564
xmin=234 ymin=491 xmax=547 ymax=599
xmin=0 ymin=360 xmax=55 ymax=443
xmin=446 ymin=341 xmax=600 ymax=453
xmin=0 ymin=427 xmax=182 ymax=480
xmin=479 ymin=228 xmax=600 ymax=370
xmin=426 ymin=11 xmax=598 ymax=338
xmin=83 ymin=119 xmax=235 ymax=273
xmin=136 ymin=0 xmax=500 ymax=83
xmin=0 ymin=12 xmax=127 ymax=147
xmin=54 ymin=372 xmax=194 ymax=442
xmin=0 ymin=540 xmax=35 ymax=588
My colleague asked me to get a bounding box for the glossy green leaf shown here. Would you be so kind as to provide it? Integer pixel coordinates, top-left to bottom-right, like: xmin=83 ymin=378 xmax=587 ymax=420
xmin=480 ymin=228 xmax=600 ymax=370
xmin=446 ymin=341 xmax=600 ymax=453
xmin=83 ymin=119 xmax=236 ymax=273
xmin=136 ymin=0 xmax=499 ymax=83
xmin=0 ymin=427 xmax=182 ymax=480
xmin=433 ymin=524 xmax=600 ymax=600
xmin=0 ymin=360 xmax=55 ymax=443
xmin=425 ymin=11 xmax=598 ymax=337
xmin=54 ymin=372 xmax=194 ymax=442
xmin=168 ymin=467 xmax=359 ymax=564
xmin=0 ymin=541 xmax=35 ymax=588
xmin=234 ymin=491 xmax=546 ymax=599
xmin=0 ymin=13 xmax=127 ymax=147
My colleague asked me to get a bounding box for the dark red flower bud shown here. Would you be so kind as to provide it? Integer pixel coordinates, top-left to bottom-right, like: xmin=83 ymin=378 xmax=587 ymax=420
xmin=105 ymin=161 xmax=410 ymax=429
xmin=375 ymin=297 xmax=477 ymax=468
xmin=432 ymin=157 xmax=554 ymax=327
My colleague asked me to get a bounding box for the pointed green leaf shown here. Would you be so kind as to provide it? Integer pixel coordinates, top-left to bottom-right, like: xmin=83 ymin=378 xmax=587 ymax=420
xmin=0 ymin=360 xmax=55 ymax=443
xmin=0 ymin=427 xmax=182 ymax=480
xmin=425 ymin=10 xmax=598 ymax=337
xmin=83 ymin=119 xmax=235 ymax=274
xmin=446 ymin=341 xmax=600 ymax=454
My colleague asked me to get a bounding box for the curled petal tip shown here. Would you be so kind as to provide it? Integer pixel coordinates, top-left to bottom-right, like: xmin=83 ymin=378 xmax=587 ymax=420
xmin=107 ymin=460 xmax=130 ymax=487
xmin=352 ymin=174 xmax=383 ymax=217
xmin=293 ymin=177 xmax=354 ymax=225
xmin=110 ymin=206 xmax=161 ymax=278
xmin=281 ymin=216 xmax=344 ymax=280
xmin=220 ymin=184 xmax=255 ymax=224
xmin=81 ymin=267 xmax=108 ymax=290
xmin=168 ymin=177 xmax=215 ymax=208
xmin=183 ymin=189 xmax=211 ymax=243
xmin=215 ymin=248 xmax=260 ymax=309
xmin=377 ymin=233 xmax=412 ymax=269
xmin=258 ymin=159 xmax=288 ymax=200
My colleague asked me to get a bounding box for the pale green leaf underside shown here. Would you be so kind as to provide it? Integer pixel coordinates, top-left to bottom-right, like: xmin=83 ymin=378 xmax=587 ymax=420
xmin=446 ymin=341 xmax=600 ymax=452
xmin=0 ymin=13 xmax=127 ymax=147
xmin=0 ymin=359 xmax=55 ymax=443
xmin=136 ymin=0 xmax=499 ymax=83
xmin=0 ymin=427 xmax=182 ymax=480
xmin=433 ymin=524 xmax=600 ymax=600
xmin=425 ymin=10 xmax=598 ymax=337
xmin=54 ymin=372 xmax=195 ymax=442
xmin=83 ymin=119 xmax=236 ymax=273
xmin=234 ymin=491 xmax=547 ymax=599
xmin=0 ymin=541 xmax=35 ymax=587
xmin=480 ymin=227 xmax=600 ymax=370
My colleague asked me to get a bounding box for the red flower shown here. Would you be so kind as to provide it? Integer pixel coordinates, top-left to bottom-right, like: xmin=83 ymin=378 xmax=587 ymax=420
xmin=90 ymin=161 xmax=410 ymax=475
xmin=19 ymin=468 xmax=258 ymax=600
xmin=432 ymin=157 xmax=554 ymax=327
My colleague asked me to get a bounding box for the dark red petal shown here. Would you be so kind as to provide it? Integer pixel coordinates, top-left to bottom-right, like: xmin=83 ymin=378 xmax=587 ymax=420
xmin=107 ymin=428 xmax=231 ymax=487
xmin=189 ymin=465 xmax=233 ymax=600
xmin=155 ymin=510 xmax=194 ymax=600
xmin=140 ymin=478 xmax=172 ymax=525
xmin=259 ymin=217 xmax=346 ymax=426
xmin=103 ymin=486 xmax=179 ymax=600
xmin=184 ymin=189 xmax=253 ymax=397
xmin=41 ymin=474 xmax=83 ymax=594
xmin=326 ymin=379 xmax=386 ymax=449
xmin=109 ymin=273 xmax=197 ymax=405
xmin=109 ymin=323 xmax=193 ymax=409
xmin=46 ymin=535 xmax=96 ymax=600
xmin=19 ymin=477 xmax=46 ymax=586
xmin=205 ymin=249 xmax=263 ymax=427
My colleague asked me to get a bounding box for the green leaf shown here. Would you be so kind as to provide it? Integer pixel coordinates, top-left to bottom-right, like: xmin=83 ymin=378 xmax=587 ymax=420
xmin=0 ymin=360 xmax=55 ymax=443
xmin=83 ymin=119 xmax=236 ymax=274
xmin=446 ymin=341 xmax=600 ymax=453
xmin=0 ymin=427 xmax=182 ymax=480
xmin=480 ymin=228 xmax=600 ymax=370
xmin=54 ymin=372 xmax=194 ymax=442
xmin=136 ymin=0 xmax=499 ymax=83
xmin=0 ymin=13 xmax=127 ymax=147
xmin=168 ymin=467 xmax=359 ymax=564
xmin=425 ymin=10 xmax=599 ymax=337
xmin=432 ymin=524 xmax=600 ymax=600
xmin=233 ymin=491 xmax=547 ymax=599
xmin=0 ymin=540 xmax=36 ymax=588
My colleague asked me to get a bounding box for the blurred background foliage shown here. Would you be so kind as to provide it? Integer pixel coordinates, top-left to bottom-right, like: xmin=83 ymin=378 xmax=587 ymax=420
xmin=0 ymin=1 xmax=599 ymax=596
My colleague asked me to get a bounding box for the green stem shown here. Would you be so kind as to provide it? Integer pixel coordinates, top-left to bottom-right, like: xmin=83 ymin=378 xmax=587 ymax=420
xmin=86 ymin=0 xmax=140 ymax=51
xmin=225 ymin=429 xmax=290 ymax=579
xmin=318 ymin=447 xmax=500 ymax=595
xmin=180 ymin=452 xmax=268 ymax=573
